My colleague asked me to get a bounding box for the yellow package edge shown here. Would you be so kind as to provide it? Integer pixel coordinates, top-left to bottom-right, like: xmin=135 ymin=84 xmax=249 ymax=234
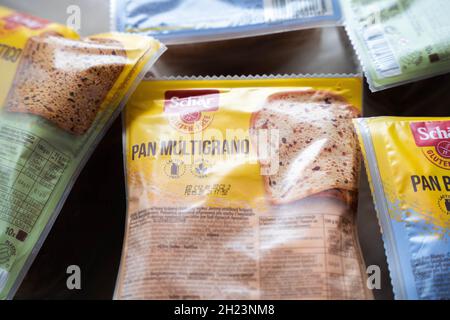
xmin=354 ymin=116 xmax=450 ymax=300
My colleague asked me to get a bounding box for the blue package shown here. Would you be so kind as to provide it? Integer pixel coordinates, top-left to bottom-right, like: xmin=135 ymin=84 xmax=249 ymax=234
xmin=111 ymin=0 xmax=342 ymax=44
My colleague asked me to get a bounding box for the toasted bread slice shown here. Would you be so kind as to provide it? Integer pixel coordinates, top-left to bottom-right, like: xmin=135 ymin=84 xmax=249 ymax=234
xmin=251 ymin=90 xmax=360 ymax=204
xmin=5 ymin=34 xmax=127 ymax=135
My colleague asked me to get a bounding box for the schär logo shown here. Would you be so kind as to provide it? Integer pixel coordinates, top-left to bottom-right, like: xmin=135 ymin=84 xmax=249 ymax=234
xmin=410 ymin=121 xmax=450 ymax=170
xmin=164 ymin=90 xmax=219 ymax=134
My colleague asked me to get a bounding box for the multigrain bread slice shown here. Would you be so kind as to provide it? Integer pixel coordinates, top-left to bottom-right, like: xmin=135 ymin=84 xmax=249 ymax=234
xmin=5 ymin=34 xmax=127 ymax=135
xmin=251 ymin=90 xmax=360 ymax=205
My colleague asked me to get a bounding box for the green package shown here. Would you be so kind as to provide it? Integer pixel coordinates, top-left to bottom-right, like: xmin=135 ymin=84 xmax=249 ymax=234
xmin=0 ymin=6 xmax=165 ymax=299
xmin=343 ymin=0 xmax=450 ymax=91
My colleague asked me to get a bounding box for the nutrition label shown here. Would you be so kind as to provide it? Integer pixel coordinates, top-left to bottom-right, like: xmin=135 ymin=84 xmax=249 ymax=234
xmin=118 ymin=202 xmax=370 ymax=300
xmin=259 ymin=212 xmax=367 ymax=299
xmin=0 ymin=126 xmax=69 ymax=239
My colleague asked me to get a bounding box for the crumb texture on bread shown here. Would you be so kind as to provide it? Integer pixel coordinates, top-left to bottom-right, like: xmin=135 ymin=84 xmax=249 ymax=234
xmin=5 ymin=34 xmax=127 ymax=135
xmin=252 ymin=90 xmax=360 ymax=204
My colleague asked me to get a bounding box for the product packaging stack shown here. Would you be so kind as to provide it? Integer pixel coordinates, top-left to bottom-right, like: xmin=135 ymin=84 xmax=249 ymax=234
xmin=0 ymin=0 xmax=449 ymax=301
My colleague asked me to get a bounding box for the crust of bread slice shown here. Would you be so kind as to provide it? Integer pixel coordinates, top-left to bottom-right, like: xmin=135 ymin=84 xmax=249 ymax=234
xmin=5 ymin=34 xmax=127 ymax=135
xmin=250 ymin=89 xmax=360 ymax=205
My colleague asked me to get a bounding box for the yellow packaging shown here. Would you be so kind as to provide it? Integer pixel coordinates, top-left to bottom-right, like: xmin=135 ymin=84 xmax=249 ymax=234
xmin=116 ymin=76 xmax=373 ymax=300
xmin=354 ymin=117 xmax=450 ymax=299
xmin=0 ymin=6 xmax=164 ymax=299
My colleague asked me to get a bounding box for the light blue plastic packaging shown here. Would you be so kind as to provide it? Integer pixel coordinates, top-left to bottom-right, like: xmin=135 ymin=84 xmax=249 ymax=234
xmin=111 ymin=0 xmax=342 ymax=44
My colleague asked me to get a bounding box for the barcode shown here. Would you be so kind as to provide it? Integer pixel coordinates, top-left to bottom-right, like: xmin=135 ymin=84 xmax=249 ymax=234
xmin=265 ymin=0 xmax=334 ymax=21
xmin=362 ymin=25 xmax=401 ymax=78
xmin=0 ymin=268 xmax=8 ymax=292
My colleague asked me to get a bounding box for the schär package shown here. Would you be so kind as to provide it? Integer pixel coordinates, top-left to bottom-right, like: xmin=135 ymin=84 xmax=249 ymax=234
xmin=354 ymin=117 xmax=450 ymax=299
xmin=0 ymin=5 xmax=165 ymax=299
xmin=115 ymin=75 xmax=373 ymax=300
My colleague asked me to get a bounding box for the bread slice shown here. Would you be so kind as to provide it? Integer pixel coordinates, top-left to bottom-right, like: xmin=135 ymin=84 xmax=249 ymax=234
xmin=251 ymin=90 xmax=360 ymax=205
xmin=5 ymin=34 xmax=127 ymax=135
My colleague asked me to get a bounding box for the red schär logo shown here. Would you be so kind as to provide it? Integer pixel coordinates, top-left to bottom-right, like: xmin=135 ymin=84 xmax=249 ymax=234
xmin=410 ymin=121 xmax=450 ymax=169
xmin=164 ymin=90 xmax=219 ymax=133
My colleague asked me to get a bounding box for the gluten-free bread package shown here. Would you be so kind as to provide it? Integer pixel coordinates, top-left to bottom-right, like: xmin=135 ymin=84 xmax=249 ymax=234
xmin=0 ymin=6 xmax=165 ymax=299
xmin=354 ymin=117 xmax=450 ymax=299
xmin=116 ymin=76 xmax=373 ymax=299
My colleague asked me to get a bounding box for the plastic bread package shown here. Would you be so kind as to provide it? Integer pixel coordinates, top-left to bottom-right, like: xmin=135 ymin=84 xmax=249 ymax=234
xmin=342 ymin=0 xmax=450 ymax=92
xmin=111 ymin=0 xmax=343 ymax=44
xmin=354 ymin=117 xmax=450 ymax=299
xmin=115 ymin=75 xmax=373 ymax=300
xmin=0 ymin=6 xmax=165 ymax=299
